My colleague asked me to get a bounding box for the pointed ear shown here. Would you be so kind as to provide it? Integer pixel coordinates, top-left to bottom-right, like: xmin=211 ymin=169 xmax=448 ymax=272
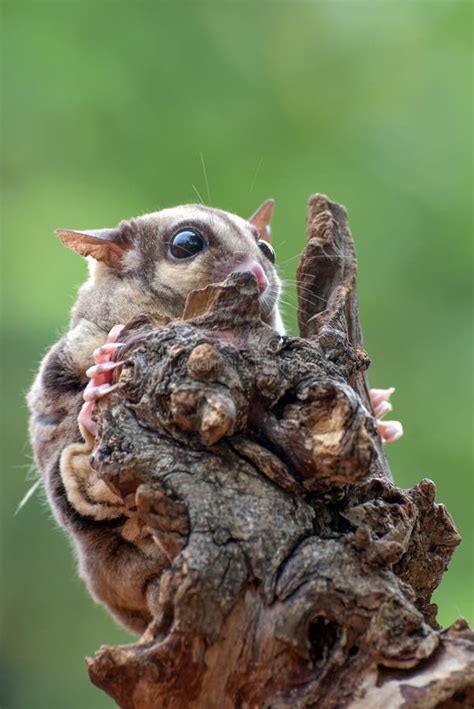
xmin=55 ymin=228 xmax=129 ymax=269
xmin=249 ymin=198 xmax=274 ymax=243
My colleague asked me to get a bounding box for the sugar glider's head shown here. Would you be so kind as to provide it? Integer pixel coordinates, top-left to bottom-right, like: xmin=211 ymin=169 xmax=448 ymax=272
xmin=56 ymin=200 xmax=281 ymax=324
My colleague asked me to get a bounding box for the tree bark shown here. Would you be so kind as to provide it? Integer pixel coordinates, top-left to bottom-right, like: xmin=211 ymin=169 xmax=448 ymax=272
xmin=87 ymin=195 xmax=473 ymax=708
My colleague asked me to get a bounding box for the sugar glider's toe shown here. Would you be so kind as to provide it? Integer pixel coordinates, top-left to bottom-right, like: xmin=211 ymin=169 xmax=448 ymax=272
xmin=370 ymin=387 xmax=395 ymax=410
xmin=86 ymin=359 xmax=125 ymax=385
xmin=78 ymin=400 xmax=98 ymax=437
xmin=370 ymin=387 xmax=403 ymax=444
xmin=378 ymin=420 xmax=404 ymax=444
xmin=83 ymin=381 xmax=119 ymax=402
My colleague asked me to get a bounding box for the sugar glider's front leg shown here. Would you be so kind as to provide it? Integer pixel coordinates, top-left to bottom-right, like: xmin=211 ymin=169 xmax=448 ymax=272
xmin=27 ymin=319 xmax=106 ymax=524
xmin=28 ymin=321 xmax=167 ymax=634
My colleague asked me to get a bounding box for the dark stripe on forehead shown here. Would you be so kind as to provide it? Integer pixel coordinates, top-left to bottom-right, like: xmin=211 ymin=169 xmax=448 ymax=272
xmin=201 ymin=206 xmax=258 ymax=241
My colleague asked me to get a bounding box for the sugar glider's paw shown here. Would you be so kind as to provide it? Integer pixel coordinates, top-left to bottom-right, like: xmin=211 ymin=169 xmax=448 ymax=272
xmin=78 ymin=324 xmax=125 ymax=437
xmin=370 ymin=387 xmax=404 ymax=444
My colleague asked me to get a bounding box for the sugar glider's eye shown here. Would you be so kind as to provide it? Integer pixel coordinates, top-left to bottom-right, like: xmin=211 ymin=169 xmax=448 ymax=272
xmin=257 ymin=239 xmax=275 ymax=264
xmin=169 ymin=229 xmax=206 ymax=259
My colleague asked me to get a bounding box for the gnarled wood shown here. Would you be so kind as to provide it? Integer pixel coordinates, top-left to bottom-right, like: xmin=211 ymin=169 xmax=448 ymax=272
xmin=87 ymin=195 xmax=473 ymax=708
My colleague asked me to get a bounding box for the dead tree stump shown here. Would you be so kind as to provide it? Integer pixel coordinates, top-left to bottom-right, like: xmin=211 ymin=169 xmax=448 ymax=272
xmin=87 ymin=195 xmax=473 ymax=708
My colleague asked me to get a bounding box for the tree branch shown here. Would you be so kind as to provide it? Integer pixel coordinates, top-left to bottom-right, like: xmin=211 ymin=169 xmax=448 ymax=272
xmin=86 ymin=195 xmax=473 ymax=708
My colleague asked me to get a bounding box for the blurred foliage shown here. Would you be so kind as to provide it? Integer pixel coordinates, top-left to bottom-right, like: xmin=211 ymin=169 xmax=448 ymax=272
xmin=1 ymin=1 xmax=472 ymax=707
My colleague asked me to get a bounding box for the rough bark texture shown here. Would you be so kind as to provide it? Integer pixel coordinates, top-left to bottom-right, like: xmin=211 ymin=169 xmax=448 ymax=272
xmin=87 ymin=195 xmax=473 ymax=708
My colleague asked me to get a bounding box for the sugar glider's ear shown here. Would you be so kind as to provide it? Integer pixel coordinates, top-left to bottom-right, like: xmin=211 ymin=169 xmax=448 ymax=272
xmin=55 ymin=228 xmax=130 ymax=269
xmin=249 ymin=198 xmax=274 ymax=243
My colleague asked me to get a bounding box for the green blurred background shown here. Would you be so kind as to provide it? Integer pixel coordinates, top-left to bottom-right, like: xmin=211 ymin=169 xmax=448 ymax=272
xmin=2 ymin=1 xmax=472 ymax=707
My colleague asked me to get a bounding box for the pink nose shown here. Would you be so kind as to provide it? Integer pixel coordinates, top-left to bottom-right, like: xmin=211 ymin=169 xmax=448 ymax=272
xmin=244 ymin=262 xmax=268 ymax=295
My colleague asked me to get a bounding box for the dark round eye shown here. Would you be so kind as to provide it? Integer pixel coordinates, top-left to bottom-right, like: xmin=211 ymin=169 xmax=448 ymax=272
xmin=257 ymin=239 xmax=275 ymax=264
xmin=169 ymin=229 xmax=206 ymax=259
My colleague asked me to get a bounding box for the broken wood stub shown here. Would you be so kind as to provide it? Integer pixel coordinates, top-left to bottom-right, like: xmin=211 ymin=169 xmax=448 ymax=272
xmin=87 ymin=195 xmax=472 ymax=708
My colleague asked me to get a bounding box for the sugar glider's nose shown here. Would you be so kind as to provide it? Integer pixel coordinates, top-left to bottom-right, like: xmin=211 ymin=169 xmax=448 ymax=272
xmin=234 ymin=260 xmax=268 ymax=295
